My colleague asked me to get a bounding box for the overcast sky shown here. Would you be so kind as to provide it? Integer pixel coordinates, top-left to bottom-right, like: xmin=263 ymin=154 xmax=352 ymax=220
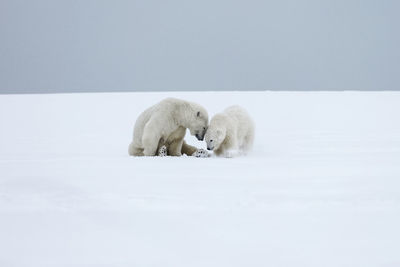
xmin=1 ymin=0 xmax=399 ymax=93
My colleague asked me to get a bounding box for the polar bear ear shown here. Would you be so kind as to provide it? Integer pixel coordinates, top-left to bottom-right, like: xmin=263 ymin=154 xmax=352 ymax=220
xmin=197 ymin=111 xmax=201 ymax=117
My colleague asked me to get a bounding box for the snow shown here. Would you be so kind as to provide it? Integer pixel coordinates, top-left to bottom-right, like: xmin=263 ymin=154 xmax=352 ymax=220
xmin=0 ymin=91 xmax=400 ymax=267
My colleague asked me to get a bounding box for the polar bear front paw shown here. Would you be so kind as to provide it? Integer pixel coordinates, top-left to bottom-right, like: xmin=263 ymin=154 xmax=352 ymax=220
xmin=158 ymin=145 xmax=167 ymax=157
xmin=193 ymin=149 xmax=208 ymax=158
xmin=224 ymin=150 xmax=239 ymax=158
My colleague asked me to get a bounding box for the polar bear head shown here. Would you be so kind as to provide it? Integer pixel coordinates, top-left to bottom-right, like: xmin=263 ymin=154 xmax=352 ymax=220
xmin=204 ymin=125 xmax=226 ymax=151
xmin=187 ymin=103 xmax=209 ymax=141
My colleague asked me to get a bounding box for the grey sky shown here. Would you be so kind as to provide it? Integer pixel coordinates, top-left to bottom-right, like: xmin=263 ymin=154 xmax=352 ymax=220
xmin=1 ymin=0 xmax=399 ymax=93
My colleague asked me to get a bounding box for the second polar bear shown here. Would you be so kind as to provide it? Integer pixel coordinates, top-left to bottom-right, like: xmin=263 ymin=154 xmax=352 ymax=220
xmin=205 ymin=105 xmax=254 ymax=157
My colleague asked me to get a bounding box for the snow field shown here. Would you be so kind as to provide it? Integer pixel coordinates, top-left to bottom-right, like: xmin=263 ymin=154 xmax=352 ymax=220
xmin=0 ymin=91 xmax=400 ymax=267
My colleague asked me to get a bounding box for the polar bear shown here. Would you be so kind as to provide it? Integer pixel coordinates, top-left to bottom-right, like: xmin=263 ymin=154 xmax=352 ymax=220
xmin=204 ymin=105 xmax=254 ymax=157
xmin=128 ymin=98 xmax=209 ymax=157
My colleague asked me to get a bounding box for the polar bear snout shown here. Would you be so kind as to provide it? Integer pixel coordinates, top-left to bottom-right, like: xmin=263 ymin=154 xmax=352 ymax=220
xmin=195 ymin=133 xmax=204 ymax=141
xmin=195 ymin=127 xmax=207 ymax=141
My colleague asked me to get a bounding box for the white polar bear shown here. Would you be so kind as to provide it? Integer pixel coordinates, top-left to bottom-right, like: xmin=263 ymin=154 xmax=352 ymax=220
xmin=128 ymin=98 xmax=209 ymax=157
xmin=205 ymin=105 xmax=254 ymax=157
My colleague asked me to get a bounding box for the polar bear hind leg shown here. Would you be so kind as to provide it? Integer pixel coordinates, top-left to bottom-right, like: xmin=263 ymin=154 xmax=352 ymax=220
xmin=241 ymin=130 xmax=254 ymax=154
xmin=142 ymin=121 xmax=162 ymax=156
xmin=181 ymin=141 xmax=198 ymax=156
xmin=168 ymin=139 xmax=184 ymax=156
xmin=128 ymin=142 xmax=144 ymax=156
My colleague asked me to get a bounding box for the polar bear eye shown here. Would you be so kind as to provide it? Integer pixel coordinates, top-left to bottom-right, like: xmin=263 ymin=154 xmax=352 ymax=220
xmin=203 ymin=127 xmax=206 ymax=130
xmin=210 ymin=140 xmax=213 ymax=142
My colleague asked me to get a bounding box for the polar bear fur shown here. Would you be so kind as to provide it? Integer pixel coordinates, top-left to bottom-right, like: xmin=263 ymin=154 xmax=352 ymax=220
xmin=205 ymin=105 xmax=254 ymax=157
xmin=128 ymin=98 xmax=209 ymax=156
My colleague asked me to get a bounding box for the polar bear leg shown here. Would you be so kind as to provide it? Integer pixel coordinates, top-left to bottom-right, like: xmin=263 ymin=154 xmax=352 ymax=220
xmin=214 ymin=138 xmax=239 ymax=158
xmin=168 ymin=139 xmax=183 ymax=156
xmin=240 ymin=130 xmax=254 ymax=154
xmin=181 ymin=141 xmax=198 ymax=156
xmin=143 ymin=141 xmax=159 ymax=156
xmin=224 ymin=149 xmax=240 ymax=158
xmin=213 ymin=148 xmax=224 ymax=157
xmin=225 ymin=140 xmax=240 ymax=158
xmin=142 ymin=121 xmax=161 ymax=156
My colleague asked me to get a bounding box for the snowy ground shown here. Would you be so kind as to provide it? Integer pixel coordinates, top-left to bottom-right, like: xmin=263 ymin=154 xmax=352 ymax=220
xmin=0 ymin=91 xmax=400 ymax=267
